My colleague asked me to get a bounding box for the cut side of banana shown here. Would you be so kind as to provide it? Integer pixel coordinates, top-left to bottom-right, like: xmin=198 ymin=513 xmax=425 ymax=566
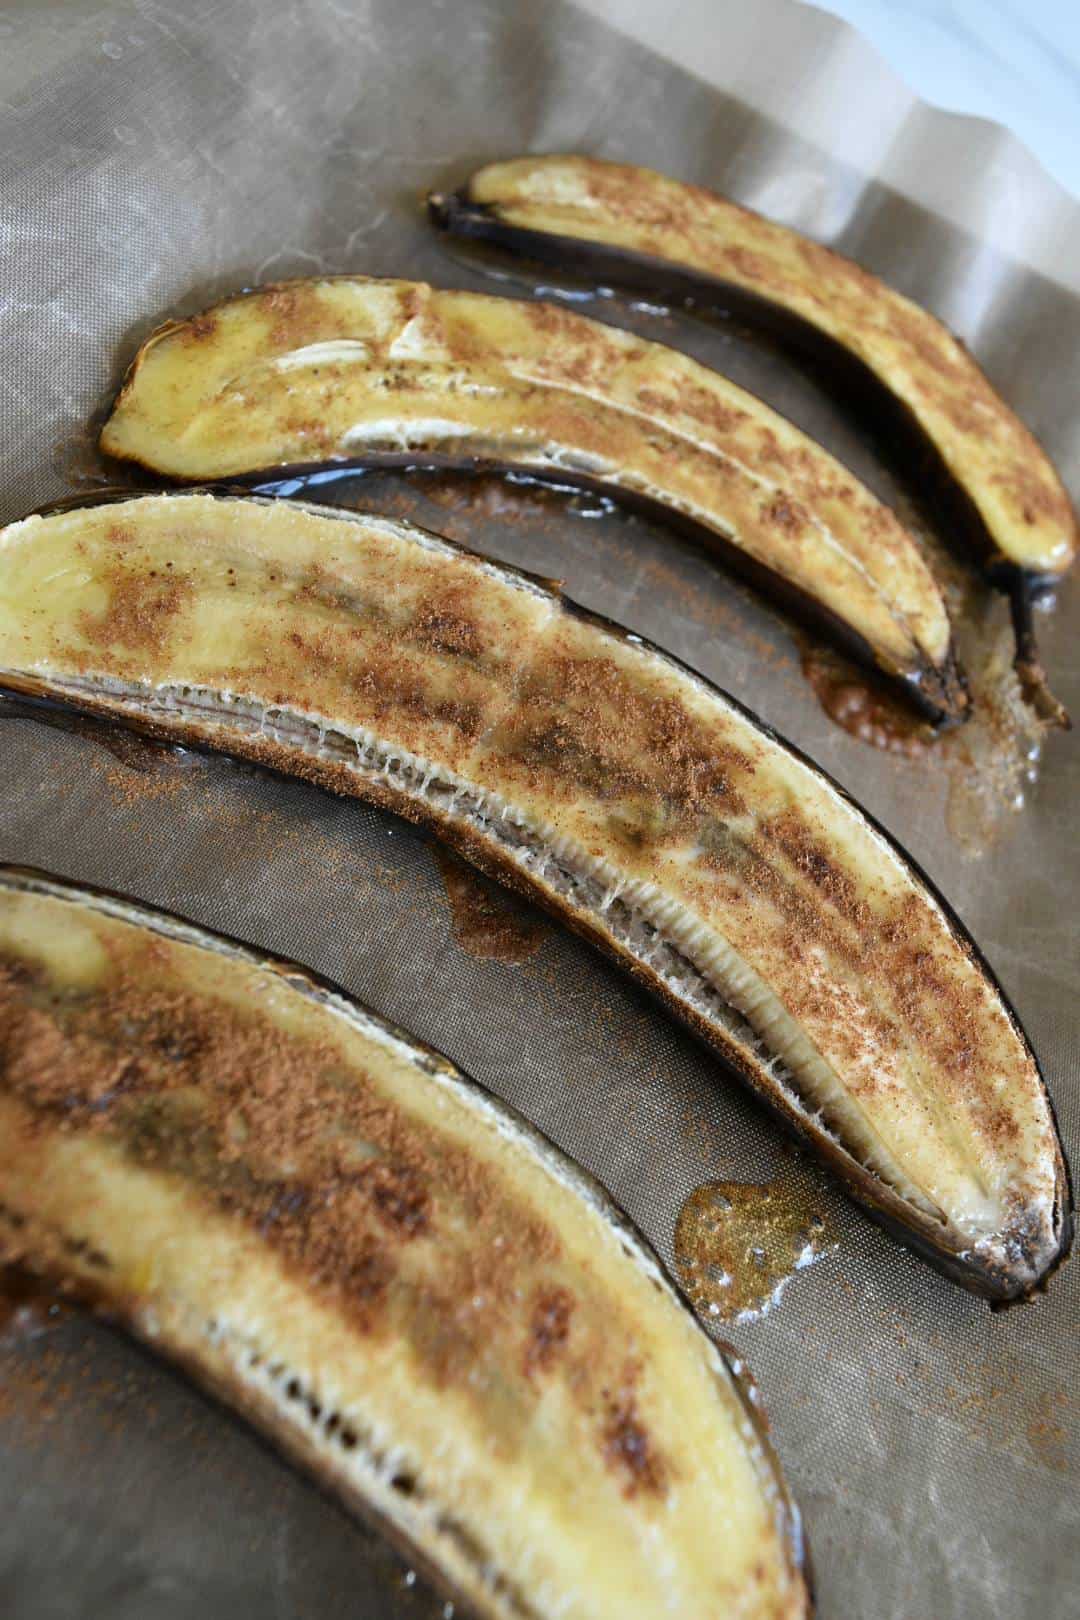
xmin=431 ymin=155 xmax=1079 ymax=723
xmin=99 ymin=275 xmax=966 ymax=722
xmin=0 ymin=492 xmax=1069 ymax=1297
xmin=0 ymin=864 xmax=810 ymax=1619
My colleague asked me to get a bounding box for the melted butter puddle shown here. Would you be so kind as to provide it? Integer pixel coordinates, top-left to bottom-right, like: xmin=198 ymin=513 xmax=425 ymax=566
xmin=795 ymin=465 xmax=1058 ymax=857
xmin=674 ymin=1180 xmax=836 ymax=1325
xmin=432 ymin=846 xmax=549 ymax=965
xmin=0 ymin=693 xmax=185 ymax=775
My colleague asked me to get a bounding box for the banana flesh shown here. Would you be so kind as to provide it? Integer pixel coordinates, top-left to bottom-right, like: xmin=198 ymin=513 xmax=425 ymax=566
xmin=0 ymin=493 xmax=1067 ymax=1297
xmin=0 ymin=865 xmax=810 ymax=1620
xmin=99 ymin=276 xmax=965 ymax=722
xmin=432 ymin=156 xmax=1078 ymax=581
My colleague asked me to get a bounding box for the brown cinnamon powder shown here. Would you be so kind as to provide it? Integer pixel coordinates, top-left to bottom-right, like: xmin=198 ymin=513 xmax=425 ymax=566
xmin=0 ymin=939 xmax=556 ymax=1341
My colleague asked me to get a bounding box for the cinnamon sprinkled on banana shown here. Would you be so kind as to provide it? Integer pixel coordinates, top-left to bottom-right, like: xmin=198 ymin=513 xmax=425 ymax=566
xmin=0 ymin=864 xmax=810 ymax=1619
xmin=0 ymin=492 xmax=1068 ymax=1297
xmin=431 ymin=155 xmax=1077 ymax=721
xmin=99 ymin=275 xmax=966 ymax=723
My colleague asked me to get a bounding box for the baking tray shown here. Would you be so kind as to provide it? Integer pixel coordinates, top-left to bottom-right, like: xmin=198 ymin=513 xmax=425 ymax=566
xmin=1 ymin=1 xmax=1077 ymax=1616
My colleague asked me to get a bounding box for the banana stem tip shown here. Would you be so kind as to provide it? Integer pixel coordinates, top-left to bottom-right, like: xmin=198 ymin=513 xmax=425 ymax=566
xmin=1009 ymin=574 xmax=1071 ymax=730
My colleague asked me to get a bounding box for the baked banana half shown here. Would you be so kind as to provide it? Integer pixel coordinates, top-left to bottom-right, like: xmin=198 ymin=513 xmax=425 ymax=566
xmin=0 ymin=492 xmax=1068 ymax=1299
xmin=0 ymin=864 xmax=811 ymax=1619
xmin=98 ymin=275 xmax=966 ymax=724
xmin=430 ymin=156 xmax=1079 ymax=724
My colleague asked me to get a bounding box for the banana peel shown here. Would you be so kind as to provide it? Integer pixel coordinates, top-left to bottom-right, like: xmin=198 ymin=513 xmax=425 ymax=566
xmin=0 ymin=864 xmax=811 ymax=1619
xmin=99 ymin=276 xmax=967 ymax=725
xmin=431 ymin=156 xmax=1078 ymax=725
xmin=0 ymin=491 xmax=1068 ymax=1300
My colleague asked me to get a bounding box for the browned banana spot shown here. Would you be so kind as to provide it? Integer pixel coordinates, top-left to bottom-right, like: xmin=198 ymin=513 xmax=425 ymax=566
xmin=431 ymin=156 xmax=1078 ymax=721
xmin=100 ymin=275 xmax=965 ymax=723
xmin=0 ymin=493 xmax=1069 ymax=1298
xmin=0 ymin=864 xmax=810 ymax=1620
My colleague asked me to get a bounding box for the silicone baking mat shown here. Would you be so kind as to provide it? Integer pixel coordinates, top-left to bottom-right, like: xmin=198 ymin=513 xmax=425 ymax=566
xmin=1 ymin=2 xmax=1077 ymax=1615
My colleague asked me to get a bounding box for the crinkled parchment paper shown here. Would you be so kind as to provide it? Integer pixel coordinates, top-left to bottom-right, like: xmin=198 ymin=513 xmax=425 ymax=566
xmin=1 ymin=2 xmax=1077 ymax=1616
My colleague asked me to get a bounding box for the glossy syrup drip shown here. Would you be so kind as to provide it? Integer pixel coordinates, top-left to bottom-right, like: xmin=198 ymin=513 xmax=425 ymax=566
xmin=941 ymin=606 xmax=1045 ymax=855
xmin=674 ymin=1180 xmax=835 ymax=1325
xmin=0 ymin=1267 xmax=71 ymax=1346
xmin=51 ymin=416 xmax=130 ymax=494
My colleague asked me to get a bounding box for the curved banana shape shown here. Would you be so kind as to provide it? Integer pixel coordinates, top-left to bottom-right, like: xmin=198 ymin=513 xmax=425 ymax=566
xmin=0 ymin=864 xmax=811 ymax=1619
xmin=99 ymin=276 xmax=966 ymax=724
xmin=430 ymin=156 xmax=1079 ymax=724
xmin=0 ymin=493 xmax=1069 ymax=1299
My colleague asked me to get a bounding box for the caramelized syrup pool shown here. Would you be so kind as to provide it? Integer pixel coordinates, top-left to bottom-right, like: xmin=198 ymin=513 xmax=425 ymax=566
xmin=940 ymin=602 xmax=1046 ymax=854
xmin=800 ymin=575 xmax=1048 ymax=855
xmin=674 ymin=1180 xmax=835 ymax=1324
xmin=798 ymin=639 xmax=933 ymax=758
xmin=432 ymin=846 xmax=548 ymax=965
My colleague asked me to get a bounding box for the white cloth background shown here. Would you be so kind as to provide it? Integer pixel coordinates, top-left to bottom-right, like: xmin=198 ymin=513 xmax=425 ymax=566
xmin=578 ymin=0 xmax=1080 ymax=290
xmin=809 ymin=0 xmax=1080 ymax=199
